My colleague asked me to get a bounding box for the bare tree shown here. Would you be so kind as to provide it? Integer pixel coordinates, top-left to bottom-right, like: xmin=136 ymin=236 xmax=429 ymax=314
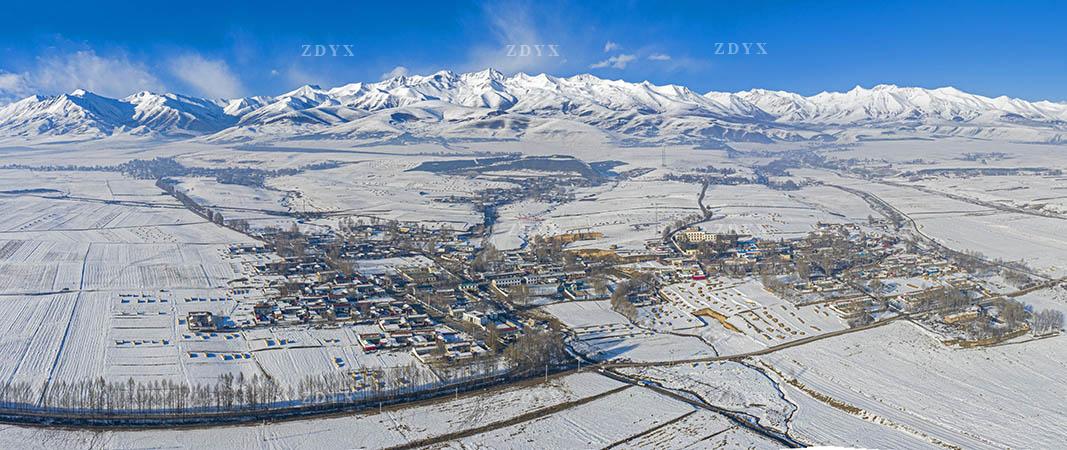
xmin=1032 ymin=309 xmax=1065 ymax=336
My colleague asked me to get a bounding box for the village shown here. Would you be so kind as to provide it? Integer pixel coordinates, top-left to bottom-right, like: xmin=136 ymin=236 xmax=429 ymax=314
xmin=173 ymin=191 xmax=1063 ymax=390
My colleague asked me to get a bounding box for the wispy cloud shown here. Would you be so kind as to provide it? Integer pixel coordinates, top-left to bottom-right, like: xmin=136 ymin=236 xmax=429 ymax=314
xmin=648 ymin=53 xmax=671 ymax=61
xmin=282 ymin=64 xmax=327 ymax=89
xmin=168 ymin=54 xmax=244 ymax=98
xmin=464 ymin=1 xmax=565 ymax=73
xmin=380 ymin=66 xmax=409 ymax=80
xmin=3 ymin=49 xmax=165 ymax=99
xmin=0 ymin=72 xmax=31 ymax=103
xmin=603 ymin=41 xmax=619 ymax=53
xmin=590 ymin=54 xmax=636 ymax=69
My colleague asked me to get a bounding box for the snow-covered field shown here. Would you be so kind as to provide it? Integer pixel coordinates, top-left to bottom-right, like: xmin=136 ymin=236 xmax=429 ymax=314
xmin=1 ymin=131 xmax=1066 ymax=448
xmin=0 ymin=373 xmax=734 ymax=450
xmin=442 ymin=385 xmax=695 ymax=449
xmin=541 ymin=300 xmax=717 ymax=363
xmin=910 ymin=174 xmax=1067 ymax=215
xmin=699 ymin=185 xmax=859 ymax=239
xmin=269 ymin=157 xmax=512 ymax=229
xmin=487 ymin=199 xmax=556 ymax=250
xmin=794 ymin=168 xmax=1067 ymax=277
xmin=172 ymin=176 xmax=296 ymax=229
xmin=612 ymin=409 xmax=780 ymax=450
xmin=620 ymin=361 xmax=796 ymax=434
xmin=515 ymin=176 xmax=700 ymax=251
xmin=760 ymin=321 xmax=1067 ymax=449
xmin=661 ymin=278 xmax=847 ymax=355
xmin=0 ymin=171 xmax=256 ymax=387
xmin=0 ymin=170 xmax=441 ymax=397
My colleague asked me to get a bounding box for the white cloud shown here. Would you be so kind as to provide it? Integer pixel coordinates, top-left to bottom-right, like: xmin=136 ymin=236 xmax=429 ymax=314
xmin=590 ymin=54 xmax=636 ymax=69
xmin=464 ymin=1 xmax=564 ymax=73
xmin=168 ymin=54 xmax=244 ymax=98
xmin=380 ymin=66 xmax=409 ymax=80
xmin=0 ymin=72 xmax=28 ymax=92
xmin=648 ymin=53 xmax=672 ymax=61
xmin=282 ymin=65 xmax=327 ymax=89
xmin=603 ymin=41 xmax=619 ymax=52
xmin=0 ymin=72 xmax=31 ymax=103
xmin=28 ymin=50 xmax=164 ymax=98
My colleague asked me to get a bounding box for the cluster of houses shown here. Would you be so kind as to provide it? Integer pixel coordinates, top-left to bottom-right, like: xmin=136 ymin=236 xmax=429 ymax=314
xmin=225 ymin=236 xmax=501 ymax=364
xmin=358 ymin=318 xmax=488 ymax=364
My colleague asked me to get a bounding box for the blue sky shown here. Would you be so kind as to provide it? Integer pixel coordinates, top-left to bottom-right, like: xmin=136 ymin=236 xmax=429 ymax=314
xmin=1 ymin=0 xmax=1065 ymax=102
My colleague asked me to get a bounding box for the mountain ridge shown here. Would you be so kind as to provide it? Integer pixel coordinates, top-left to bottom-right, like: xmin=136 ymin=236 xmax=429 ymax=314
xmin=2 ymin=69 xmax=1065 ymax=145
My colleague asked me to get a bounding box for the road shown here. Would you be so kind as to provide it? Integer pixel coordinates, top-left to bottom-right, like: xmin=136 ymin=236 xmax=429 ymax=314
xmin=597 ymin=368 xmax=804 ymax=447
xmin=826 ymin=182 xmax=1053 ymax=281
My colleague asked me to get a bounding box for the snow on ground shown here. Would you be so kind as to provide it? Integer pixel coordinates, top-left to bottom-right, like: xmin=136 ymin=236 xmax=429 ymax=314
xmin=172 ymin=176 xmax=295 ymax=229
xmin=0 ymin=170 xmax=430 ymax=396
xmin=525 ymin=178 xmax=700 ymax=251
xmin=613 ymin=409 xmax=780 ymax=450
xmin=636 ymin=301 xmax=705 ymax=331
xmin=820 ymin=138 xmax=1067 ymax=169
xmin=542 ymin=300 xmax=629 ymax=329
xmin=487 ymin=199 xmax=556 ymax=250
xmin=814 ymin=172 xmax=1067 ymax=277
xmin=443 ymin=385 xmax=695 ymax=449
xmin=661 ymin=278 xmax=847 ymax=355
xmin=760 ymin=320 xmax=1067 ymax=449
xmin=785 ymin=184 xmax=882 ymax=221
xmin=620 ymin=361 xmax=796 ymax=434
xmin=268 ymin=157 xmax=513 ymax=229
xmin=776 ymin=377 xmax=937 ymax=449
xmin=910 ymin=174 xmax=1067 ymax=215
xmin=352 ymin=255 xmax=436 ymax=275
xmin=0 ymin=372 xmax=624 ymax=449
xmin=916 ymin=211 xmax=1067 ymax=276
xmin=248 ymin=327 xmax=436 ymax=388
xmin=698 ymin=185 xmax=855 ymax=239
xmin=0 ymin=171 xmax=268 ymax=393
xmin=1015 ymin=285 xmax=1067 ymax=315
xmin=541 ymin=300 xmax=716 ymax=363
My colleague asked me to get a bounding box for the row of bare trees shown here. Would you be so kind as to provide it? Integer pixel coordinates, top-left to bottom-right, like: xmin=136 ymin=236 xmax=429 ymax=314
xmin=503 ymin=328 xmax=566 ymax=373
xmin=1032 ymin=309 xmax=1065 ymax=336
xmin=0 ymin=356 xmax=511 ymax=415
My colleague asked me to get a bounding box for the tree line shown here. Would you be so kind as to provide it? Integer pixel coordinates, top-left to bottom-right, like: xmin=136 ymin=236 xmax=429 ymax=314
xmin=0 ymin=355 xmax=512 ymax=415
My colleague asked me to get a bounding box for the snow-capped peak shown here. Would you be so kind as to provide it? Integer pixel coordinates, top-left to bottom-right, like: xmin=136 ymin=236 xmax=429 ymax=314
xmin=3 ymin=71 xmax=1066 ymax=145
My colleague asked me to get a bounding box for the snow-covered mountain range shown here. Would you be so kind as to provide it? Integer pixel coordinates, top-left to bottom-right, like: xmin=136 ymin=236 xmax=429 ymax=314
xmin=2 ymin=69 xmax=1066 ymax=145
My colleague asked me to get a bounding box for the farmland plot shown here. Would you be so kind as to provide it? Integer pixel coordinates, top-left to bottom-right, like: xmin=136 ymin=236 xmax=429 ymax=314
xmin=269 ymin=158 xmax=509 ymax=229
xmin=699 ymin=185 xmax=857 ymax=239
xmin=908 ymin=174 xmax=1067 ymax=215
xmin=760 ymin=321 xmax=1067 ymax=449
xmin=488 ymin=199 xmax=557 ymax=250
xmin=445 ymin=385 xmax=696 ymax=449
xmin=531 ymin=179 xmax=700 ymax=251
xmin=776 ymin=379 xmax=936 ymax=449
xmin=0 ymin=171 xmax=260 ymax=394
xmin=825 ymin=176 xmax=1067 ymax=276
xmin=542 ymin=300 xmax=717 ymax=363
xmin=0 ymin=293 xmax=78 ymax=390
xmin=661 ymin=279 xmax=847 ymax=355
xmin=613 ymin=409 xmax=780 ymax=450
xmin=620 ymin=361 xmax=797 ymax=434
xmin=0 ymin=372 xmax=626 ymax=449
